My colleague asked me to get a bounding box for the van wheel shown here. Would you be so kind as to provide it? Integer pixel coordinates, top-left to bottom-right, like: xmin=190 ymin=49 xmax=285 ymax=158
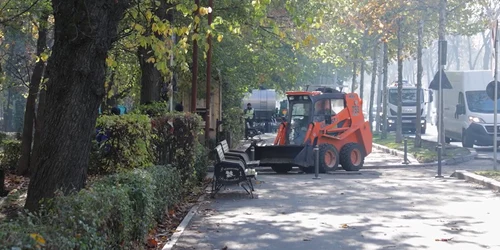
xmin=462 ymin=130 xmax=474 ymax=148
xmin=445 ymin=137 xmax=451 ymax=143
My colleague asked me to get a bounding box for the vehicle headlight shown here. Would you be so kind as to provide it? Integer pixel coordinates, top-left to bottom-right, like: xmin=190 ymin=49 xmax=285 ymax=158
xmin=468 ymin=116 xmax=485 ymax=123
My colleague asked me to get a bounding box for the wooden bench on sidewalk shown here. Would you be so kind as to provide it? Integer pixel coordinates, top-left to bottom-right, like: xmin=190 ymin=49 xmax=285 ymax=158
xmin=211 ymin=145 xmax=255 ymax=198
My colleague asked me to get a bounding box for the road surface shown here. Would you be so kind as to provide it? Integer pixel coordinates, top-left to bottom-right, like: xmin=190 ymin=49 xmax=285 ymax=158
xmin=172 ymin=157 xmax=500 ymax=250
xmin=420 ymin=123 xmax=499 ymax=161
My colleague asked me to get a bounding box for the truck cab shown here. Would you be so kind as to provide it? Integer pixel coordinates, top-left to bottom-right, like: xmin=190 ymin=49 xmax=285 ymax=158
xmin=443 ymin=70 xmax=497 ymax=147
xmin=383 ymin=81 xmax=427 ymax=134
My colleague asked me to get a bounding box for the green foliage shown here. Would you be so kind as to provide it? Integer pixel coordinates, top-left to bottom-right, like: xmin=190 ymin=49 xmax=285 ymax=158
xmin=151 ymin=112 xmax=203 ymax=186
xmin=132 ymin=101 xmax=171 ymax=117
xmin=0 ymin=166 xmax=183 ymax=250
xmin=193 ymin=141 xmax=209 ymax=183
xmin=90 ymin=114 xmax=154 ymax=174
xmin=0 ymin=139 xmax=21 ymax=170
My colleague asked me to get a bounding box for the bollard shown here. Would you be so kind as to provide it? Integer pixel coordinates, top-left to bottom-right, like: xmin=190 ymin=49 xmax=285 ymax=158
xmin=435 ymin=143 xmax=444 ymax=178
xmin=402 ymin=137 xmax=410 ymax=165
xmin=250 ymin=145 xmax=255 ymax=161
xmin=313 ymin=145 xmax=321 ymax=179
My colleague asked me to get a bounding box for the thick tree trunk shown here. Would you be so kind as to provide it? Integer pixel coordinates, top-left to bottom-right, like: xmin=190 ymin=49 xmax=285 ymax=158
xmin=138 ymin=46 xmax=161 ymax=104
xmin=30 ymin=88 xmax=46 ymax=174
xmin=368 ymin=43 xmax=378 ymax=132
xmin=138 ymin=1 xmax=170 ymax=105
xmin=381 ymin=42 xmax=389 ymax=139
xmin=16 ymin=14 xmax=49 ymax=176
xmin=396 ymin=19 xmax=404 ymax=144
xmin=415 ymin=20 xmax=424 ymax=148
xmin=25 ymin=0 xmax=131 ymax=211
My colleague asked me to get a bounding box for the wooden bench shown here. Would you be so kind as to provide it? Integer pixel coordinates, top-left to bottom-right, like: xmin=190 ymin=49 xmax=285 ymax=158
xmin=220 ymin=140 xmax=260 ymax=169
xmin=211 ymin=145 xmax=255 ymax=198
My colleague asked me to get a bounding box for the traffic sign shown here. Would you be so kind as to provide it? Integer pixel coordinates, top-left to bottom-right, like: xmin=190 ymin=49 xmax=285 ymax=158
xmin=429 ymin=69 xmax=452 ymax=90
xmin=486 ymin=80 xmax=500 ymax=101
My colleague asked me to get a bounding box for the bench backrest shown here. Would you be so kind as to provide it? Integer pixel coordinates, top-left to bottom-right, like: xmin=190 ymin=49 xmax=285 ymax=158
xmin=220 ymin=140 xmax=231 ymax=153
xmin=215 ymin=145 xmax=225 ymax=162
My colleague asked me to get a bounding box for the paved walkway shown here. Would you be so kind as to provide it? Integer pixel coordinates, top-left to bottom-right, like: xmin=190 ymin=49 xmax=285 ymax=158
xmin=172 ymin=157 xmax=500 ymax=250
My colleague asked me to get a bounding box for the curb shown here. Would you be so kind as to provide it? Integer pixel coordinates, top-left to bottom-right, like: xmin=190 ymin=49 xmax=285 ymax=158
xmin=451 ymin=170 xmax=500 ymax=192
xmin=372 ymin=143 xmax=478 ymax=167
xmin=161 ymin=192 xmax=207 ymax=250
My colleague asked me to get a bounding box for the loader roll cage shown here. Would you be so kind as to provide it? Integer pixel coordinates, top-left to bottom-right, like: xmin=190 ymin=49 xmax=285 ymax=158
xmin=285 ymin=92 xmax=347 ymax=144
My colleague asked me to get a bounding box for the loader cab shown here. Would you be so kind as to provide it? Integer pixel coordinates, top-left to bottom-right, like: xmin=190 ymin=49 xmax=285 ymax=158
xmin=286 ymin=92 xmax=346 ymax=145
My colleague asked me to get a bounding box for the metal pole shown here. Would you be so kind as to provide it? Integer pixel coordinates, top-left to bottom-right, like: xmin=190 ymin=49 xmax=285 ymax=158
xmin=205 ymin=0 xmax=213 ymax=143
xmin=190 ymin=0 xmax=200 ymax=113
xmin=436 ymin=143 xmax=443 ymax=178
xmin=403 ymin=137 xmax=410 ymax=165
xmin=494 ymin=20 xmax=499 ymax=171
xmin=169 ymin=34 xmax=176 ymax=112
xmin=313 ymin=145 xmax=320 ymax=179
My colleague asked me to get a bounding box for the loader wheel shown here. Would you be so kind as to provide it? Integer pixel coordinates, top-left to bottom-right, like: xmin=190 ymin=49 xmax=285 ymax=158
xmin=340 ymin=143 xmax=365 ymax=171
xmin=271 ymin=165 xmax=293 ymax=174
xmin=319 ymin=144 xmax=339 ymax=172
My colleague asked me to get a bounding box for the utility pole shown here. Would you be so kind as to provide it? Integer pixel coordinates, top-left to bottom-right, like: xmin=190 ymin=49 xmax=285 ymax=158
xmin=205 ymin=0 xmax=213 ymax=143
xmin=437 ymin=0 xmax=447 ymax=154
xmin=494 ymin=20 xmax=499 ymax=170
xmin=191 ymin=0 xmax=200 ymax=113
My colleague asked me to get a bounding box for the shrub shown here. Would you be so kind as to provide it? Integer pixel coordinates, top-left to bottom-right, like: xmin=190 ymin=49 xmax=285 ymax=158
xmin=90 ymin=114 xmax=154 ymax=174
xmin=194 ymin=141 xmax=209 ymax=183
xmin=151 ymin=112 xmax=203 ymax=186
xmin=0 ymin=165 xmax=184 ymax=250
xmin=0 ymin=139 xmax=21 ymax=170
xmin=132 ymin=102 xmax=170 ymax=117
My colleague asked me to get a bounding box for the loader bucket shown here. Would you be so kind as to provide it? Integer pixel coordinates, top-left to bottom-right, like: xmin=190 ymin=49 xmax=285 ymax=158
xmin=252 ymin=144 xmax=315 ymax=168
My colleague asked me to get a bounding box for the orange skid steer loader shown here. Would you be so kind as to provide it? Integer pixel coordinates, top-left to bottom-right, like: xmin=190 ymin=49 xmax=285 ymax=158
xmin=251 ymin=89 xmax=373 ymax=173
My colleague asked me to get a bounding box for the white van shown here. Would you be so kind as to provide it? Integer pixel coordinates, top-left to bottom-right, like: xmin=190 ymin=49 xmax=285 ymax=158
xmin=442 ymin=70 xmax=497 ymax=147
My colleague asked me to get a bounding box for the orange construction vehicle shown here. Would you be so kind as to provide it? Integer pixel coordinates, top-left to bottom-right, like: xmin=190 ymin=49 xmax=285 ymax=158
xmin=252 ymin=88 xmax=373 ymax=173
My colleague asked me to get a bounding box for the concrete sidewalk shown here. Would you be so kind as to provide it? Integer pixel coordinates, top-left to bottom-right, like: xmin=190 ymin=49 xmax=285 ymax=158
xmin=172 ymin=158 xmax=500 ymax=250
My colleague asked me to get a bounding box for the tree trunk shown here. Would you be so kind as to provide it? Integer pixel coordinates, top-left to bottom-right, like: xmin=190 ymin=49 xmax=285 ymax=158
xmin=415 ymin=20 xmax=424 ymax=148
xmin=29 ymin=88 xmax=45 ymax=174
xmin=368 ymin=42 xmax=378 ymax=132
xmin=138 ymin=1 xmax=170 ymax=105
xmin=455 ymin=36 xmax=460 ymax=70
xmin=0 ymin=169 xmax=7 ymax=196
xmin=16 ymin=14 xmax=49 ymax=176
xmin=482 ymin=31 xmax=491 ymax=70
xmin=396 ymin=19 xmax=404 ymax=143
xmin=351 ymin=61 xmax=357 ymax=92
xmin=381 ymin=42 xmax=389 ymax=139
xmin=4 ymin=89 xmax=12 ymax=132
xmin=375 ymin=45 xmax=383 ymax=132
xmin=25 ymin=0 xmax=131 ymax=211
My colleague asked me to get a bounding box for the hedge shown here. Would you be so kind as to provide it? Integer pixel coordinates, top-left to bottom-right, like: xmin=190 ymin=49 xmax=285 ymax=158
xmin=151 ymin=112 xmax=204 ymax=187
xmin=0 ymin=165 xmax=183 ymax=250
xmin=0 ymin=139 xmax=21 ymax=170
xmin=89 ymin=114 xmax=154 ymax=174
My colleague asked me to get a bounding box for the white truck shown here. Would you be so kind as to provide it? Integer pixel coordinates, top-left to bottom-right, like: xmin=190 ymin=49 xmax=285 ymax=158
xmin=382 ymin=80 xmax=428 ymax=134
xmin=442 ymin=70 xmax=497 ymax=147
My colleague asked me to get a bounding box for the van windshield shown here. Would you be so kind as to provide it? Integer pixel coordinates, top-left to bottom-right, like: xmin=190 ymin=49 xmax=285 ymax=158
xmin=466 ymin=91 xmax=500 ymax=113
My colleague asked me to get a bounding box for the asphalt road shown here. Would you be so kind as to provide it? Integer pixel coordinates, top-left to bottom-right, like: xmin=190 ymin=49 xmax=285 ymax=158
xmin=172 ymin=158 xmax=500 ymax=250
xmin=419 ymin=123 xmax=499 ymax=161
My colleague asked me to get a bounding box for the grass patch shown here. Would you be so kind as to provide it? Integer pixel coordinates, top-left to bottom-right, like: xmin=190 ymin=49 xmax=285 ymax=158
xmin=373 ymin=132 xmax=471 ymax=163
xmin=474 ymin=171 xmax=500 ymax=181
